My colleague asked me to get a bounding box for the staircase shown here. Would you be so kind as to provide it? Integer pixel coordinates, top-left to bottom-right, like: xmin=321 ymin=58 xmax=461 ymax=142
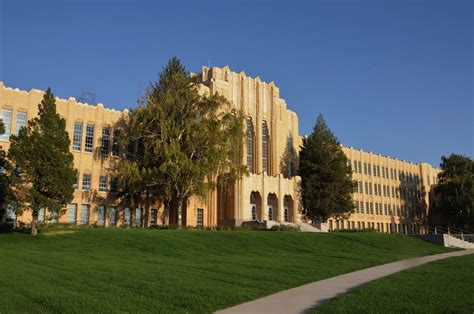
xmin=420 ymin=226 xmax=474 ymax=249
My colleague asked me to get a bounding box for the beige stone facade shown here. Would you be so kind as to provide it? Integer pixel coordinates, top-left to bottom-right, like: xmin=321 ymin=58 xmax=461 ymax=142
xmin=0 ymin=66 xmax=440 ymax=231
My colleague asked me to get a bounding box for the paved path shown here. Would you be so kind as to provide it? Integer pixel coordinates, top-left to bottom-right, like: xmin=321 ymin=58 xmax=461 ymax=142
xmin=216 ymin=249 xmax=474 ymax=314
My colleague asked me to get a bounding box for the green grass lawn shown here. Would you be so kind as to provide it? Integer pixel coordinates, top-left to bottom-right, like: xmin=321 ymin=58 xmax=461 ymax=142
xmin=0 ymin=228 xmax=454 ymax=313
xmin=312 ymin=253 xmax=474 ymax=314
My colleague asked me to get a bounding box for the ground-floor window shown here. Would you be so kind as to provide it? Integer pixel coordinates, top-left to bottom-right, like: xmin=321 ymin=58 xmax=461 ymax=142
xmin=351 ymin=221 xmax=355 ymax=229
xmin=251 ymin=205 xmax=256 ymax=220
xmin=268 ymin=207 xmax=273 ymax=221
xmin=284 ymin=207 xmax=289 ymax=222
xmin=38 ymin=208 xmax=45 ymax=223
xmin=150 ymin=209 xmax=158 ymax=226
xmin=124 ymin=208 xmax=131 ymax=227
xmin=197 ymin=208 xmax=203 ymax=226
xmin=67 ymin=203 xmax=77 ymax=225
xmin=80 ymin=204 xmax=90 ymax=225
xmin=98 ymin=205 xmax=106 ymax=226
xmin=109 ymin=207 xmax=117 ymax=226
xmin=135 ymin=208 xmax=141 ymax=228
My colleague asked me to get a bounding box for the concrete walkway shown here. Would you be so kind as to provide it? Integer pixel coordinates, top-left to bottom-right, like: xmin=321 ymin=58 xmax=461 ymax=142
xmin=216 ymin=249 xmax=474 ymax=314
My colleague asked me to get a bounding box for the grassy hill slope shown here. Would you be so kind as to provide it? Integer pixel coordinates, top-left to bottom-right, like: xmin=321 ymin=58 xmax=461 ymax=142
xmin=0 ymin=228 xmax=453 ymax=313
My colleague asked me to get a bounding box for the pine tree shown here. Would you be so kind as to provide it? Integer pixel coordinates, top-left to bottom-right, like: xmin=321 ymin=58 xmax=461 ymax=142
xmin=299 ymin=114 xmax=356 ymax=222
xmin=9 ymin=88 xmax=77 ymax=235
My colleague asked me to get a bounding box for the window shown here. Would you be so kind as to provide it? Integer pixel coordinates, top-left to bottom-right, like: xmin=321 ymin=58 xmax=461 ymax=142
xmin=367 ymin=164 xmax=371 ymax=176
xmin=151 ymin=209 xmax=158 ymax=226
xmin=82 ymin=173 xmax=91 ymax=191
xmin=0 ymin=109 xmax=12 ymax=141
xmin=369 ymin=183 xmax=373 ymax=195
xmin=353 ymin=160 xmax=357 ymax=172
xmin=262 ymin=121 xmax=269 ymax=173
xmin=377 ymin=166 xmax=380 ymax=177
xmin=15 ymin=111 xmax=27 ymax=136
xmin=72 ymin=122 xmax=83 ymax=151
xmin=110 ymin=177 xmax=118 ymax=194
xmin=67 ymin=203 xmax=77 ymax=224
xmin=112 ymin=129 xmax=120 ymax=156
xmin=375 ymin=203 xmax=379 ymax=215
xmin=373 ymin=165 xmax=377 ymax=177
xmin=384 ymin=204 xmax=388 ymax=215
xmin=85 ymin=124 xmax=94 ymax=152
xmin=197 ymin=208 xmax=203 ymax=226
xmin=124 ymin=208 xmax=131 ymax=226
xmin=370 ymin=202 xmax=374 ymax=214
xmin=284 ymin=207 xmax=289 ymax=222
xmin=287 ymin=133 xmax=294 ymax=177
xmin=81 ymin=204 xmax=90 ymax=225
xmin=101 ymin=127 xmax=110 ymax=156
xmin=392 ymin=186 xmax=395 ymax=198
xmin=390 ymin=168 xmax=393 ymax=180
xmin=268 ymin=207 xmax=273 ymax=220
xmin=98 ymin=205 xmax=106 ymax=226
xmin=99 ymin=175 xmax=108 ymax=192
xmin=246 ymin=118 xmax=254 ymax=173
xmin=359 ymin=181 xmax=363 ymax=194
xmin=364 ymin=163 xmax=367 ymax=175
xmin=366 ymin=202 xmax=370 ymax=214
xmin=251 ymin=205 xmax=256 ymax=220
xmin=135 ymin=208 xmax=141 ymax=227
xmin=108 ymin=207 xmax=117 ymax=226
xmin=38 ymin=208 xmax=45 ymax=223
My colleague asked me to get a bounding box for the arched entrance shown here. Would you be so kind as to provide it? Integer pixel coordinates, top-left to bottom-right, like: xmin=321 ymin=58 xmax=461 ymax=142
xmin=250 ymin=191 xmax=262 ymax=220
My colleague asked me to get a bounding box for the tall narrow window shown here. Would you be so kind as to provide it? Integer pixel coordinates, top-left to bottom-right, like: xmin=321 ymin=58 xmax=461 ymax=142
xmin=353 ymin=160 xmax=357 ymax=172
xmin=150 ymin=209 xmax=158 ymax=226
xmin=85 ymin=124 xmax=94 ymax=152
xmin=101 ymin=127 xmax=110 ymax=156
xmin=99 ymin=175 xmax=108 ymax=192
xmin=108 ymin=207 xmax=117 ymax=226
xmin=358 ymin=161 xmax=362 ymax=173
xmin=15 ymin=111 xmax=27 ymax=135
xmin=287 ymin=133 xmax=294 ymax=177
xmin=197 ymin=208 xmax=203 ymax=226
xmin=135 ymin=208 xmax=142 ymax=228
xmin=262 ymin=121 xmax=269 ymax=173
xmin=246 ymin=118 xmax=254 ymax=173
xmin=0 ymin=109 xmax=12 ymax=141
xmin=82 ymin=173 xmax=91 ymax=191
xmin=67 ymin=203 xmax=77 ymax=225
xmin=110 ymin=176 xmax=118 ymax=194
xmin=112 ymin=129 xmax=120 ymax=156
xmin=98 ymin=205 xmax=106 ymax=226
xmin=81 ymin=204 xmax=90 ymax=225
xmin=124 ymin=208 xmax=131 ymax=226
xmin=73 ymin=122 xmax=83 ymax=151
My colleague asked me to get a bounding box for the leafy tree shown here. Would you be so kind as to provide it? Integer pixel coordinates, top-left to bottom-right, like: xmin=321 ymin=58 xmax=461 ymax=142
xmin=434 ymin=154 xmax=474 ymax=229
xmin=299 ymin=114 xmax=356 ymax=222
xmin=9 ymin=88 xmax=78 ymax=235
xmin=120 ymin=57 xmax=246 ymax=226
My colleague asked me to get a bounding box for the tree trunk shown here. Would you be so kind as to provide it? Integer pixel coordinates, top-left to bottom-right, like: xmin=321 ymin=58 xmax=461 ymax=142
xmin=143 ymin=193 xmax=150 ymax=228
xmin=31 ymin=211 xmax=38 ymax=236
xmin=181 ymin=199 xmax=187 ymax=227
xmin=169 ymin=196 xmax=180 ymax=226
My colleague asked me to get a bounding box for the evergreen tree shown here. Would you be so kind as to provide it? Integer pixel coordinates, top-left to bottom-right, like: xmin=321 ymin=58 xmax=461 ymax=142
xmin=0 ymin=121 xmax=14 ymax=221
xmin=9 ymin=88 xmax=77 ymax=235
xmin=434 ymin=154 xmax=474 ymax=229
xmin=299 ymin=114 xmax=356 ymax=222
xmin=121 ymin=57 xmax=246 ymax=226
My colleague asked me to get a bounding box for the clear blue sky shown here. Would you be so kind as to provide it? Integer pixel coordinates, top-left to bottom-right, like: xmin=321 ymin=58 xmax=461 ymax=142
xmin=1 ymin=0 xmax=472 ymax=166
